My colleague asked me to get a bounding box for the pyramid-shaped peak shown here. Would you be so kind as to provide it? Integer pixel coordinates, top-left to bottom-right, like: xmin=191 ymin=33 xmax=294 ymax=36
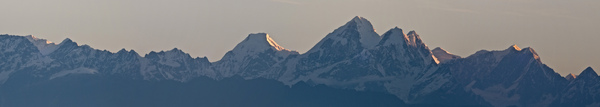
xmin=60 ymin=38 xmax=74 ymax=44
xmin=56 ymin=38 xmax=79 ymax=48
xmin=218 ymin=33 xmax=298 ymax=62
xmin=345 ymin=16 xmax=374 ymax=29
xmin=508 ymin=44 xmax=522 ymax=51
xmin=565 ymin=73 xmax=577 ymax=80
xmin=351 ymin=16 xmax=369 ymax=23
xmin=379 ymin=27 xmax=407 ymax=46
xmin=343 ymin=16 xmax=380 ymax=48
xmin=578 ymin=67 xmax=598 ymax=78
xmin=305 ymin=16 xmax=380 ymax=53
xmin=240 ymin=33 xmax=285 ymax=51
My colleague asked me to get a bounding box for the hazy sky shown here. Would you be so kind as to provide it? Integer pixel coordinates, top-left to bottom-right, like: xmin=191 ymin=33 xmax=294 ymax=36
xmin=1 ymin=0 xmax=598 ymax=76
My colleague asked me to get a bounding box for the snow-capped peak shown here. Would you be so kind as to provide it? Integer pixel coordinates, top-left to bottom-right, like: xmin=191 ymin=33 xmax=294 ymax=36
xmin=521 ymin=47 xmax=540 ymax=61
xmin=508 ymin=44 xmax=522 ymax=51
xmin=379 ymin=28 xmax=429 ymax=48
xmin=349 ymin=16 xmax=372 ymax=30
xmin=468 ymin=45 xmax=537 ymax=61
xmin=342 ymin=16 xmax=380 ymax=48
xmin=379 ymin=27 xmax=406 ymax=46
xmin=232 ymin=33 xmax=290 ymax=53
xmin=305 ymin=16 xmax=381 ymax=54
xmin=432 ymin=47 xmax=461 ymax=63
xmin=220 ymin=33 xmax=297 ymax=62
xmin=565 ymin=73 xmax=577 ymax=80
xmin=353 ymin=16 xmax=380 ymax=48
xmin=24 ymin=35 xmax=59 ymax=55
xmin=25 ymin=35 xmax=54 ymax=44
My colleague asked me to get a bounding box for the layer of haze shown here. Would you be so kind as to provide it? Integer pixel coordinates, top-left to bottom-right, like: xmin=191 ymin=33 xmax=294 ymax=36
xmin=1 ymin=0 xmax=598 ymax=76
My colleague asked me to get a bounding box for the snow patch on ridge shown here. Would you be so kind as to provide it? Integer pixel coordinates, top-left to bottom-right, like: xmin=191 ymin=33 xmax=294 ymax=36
xmin=352 ymin=16 xmax=381 ymax=48
xmin=379 ymin=27 xmax=406 ymax=46
xmin=432 ymin=47 xmax=461 ymax=63
xmin=50 ymin=67 xmax=98 ymax=80
xmin=24 ymin=35 xmax=59 ymax=55
xmin=228 ymin=33 xmax=297 ymax=60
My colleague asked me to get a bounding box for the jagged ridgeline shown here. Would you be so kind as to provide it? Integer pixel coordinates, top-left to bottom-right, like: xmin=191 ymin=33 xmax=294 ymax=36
xmin=0 ymin=16 xmax=598 ymax=107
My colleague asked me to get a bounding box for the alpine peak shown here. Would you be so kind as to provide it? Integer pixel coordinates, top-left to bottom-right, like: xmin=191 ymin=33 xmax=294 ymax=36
xmin=565 ymin=73 xmax=577 ymax=80
xmin=379 ymin=27 xmax=406 ymax=46
xmin=234 ymin=33 xmax=287 ymax=52
xmin=54 ymin=38 xmax=80 ymax=50
xmin=577 ymin=67 xmax=598 ymax=79
xmin=59 ymin=38 xmax=75 ymax=45
xmin=508 ymin=44 xmax=521 ymax=51
xmin=341 ymin=16 xmax=380 ymax=48
xmin=220 ymin=33 xmax=298 ymax=62
xmin=351 ymin=16 xmax=369 ymax=24
xmin=432 ymin=47 xmax=461 ymax=63
xmin=25 ymin=35 xmax=55 ymax=44
xmin=24 ymin=35 xmax=59 ymax=55
xmin=406 ymin=30 xmax=422 ymax=46
xmin=521 ymin=47 xmax=540 ymax=60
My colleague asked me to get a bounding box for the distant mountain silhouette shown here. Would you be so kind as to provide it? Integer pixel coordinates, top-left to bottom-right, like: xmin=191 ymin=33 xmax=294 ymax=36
xmin=0 ymin=16 xmax=598 ymax=107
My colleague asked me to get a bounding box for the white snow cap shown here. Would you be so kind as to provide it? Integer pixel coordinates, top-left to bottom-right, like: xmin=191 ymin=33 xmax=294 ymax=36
xmin=508 ymin=44 xmax=522 ymax=51
xmin=24 ymin=35 xmax=59 ymax=55
xmin=380 ymin=27 xmax=407 ymax=46
xmin=305 ymin=16 xmax=381 ymax=53
xmin=232 ymin=33 xmax=288 ymax=52
xmin=349 ymin=16 xmax=381 ymax=48
xmin=432 ymin=47 xmax=461 ymax=63
xmin=223 ymin=33 xmax=298 ymax=61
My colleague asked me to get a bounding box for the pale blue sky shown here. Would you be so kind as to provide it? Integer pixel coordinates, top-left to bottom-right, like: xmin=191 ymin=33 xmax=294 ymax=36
xmin=1 ymin=0 xmax=598 ymax=75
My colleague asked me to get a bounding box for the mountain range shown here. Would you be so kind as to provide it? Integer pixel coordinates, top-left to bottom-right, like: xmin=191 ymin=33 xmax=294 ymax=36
xmin=0 ymin=16 xmax=598 ymax=107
